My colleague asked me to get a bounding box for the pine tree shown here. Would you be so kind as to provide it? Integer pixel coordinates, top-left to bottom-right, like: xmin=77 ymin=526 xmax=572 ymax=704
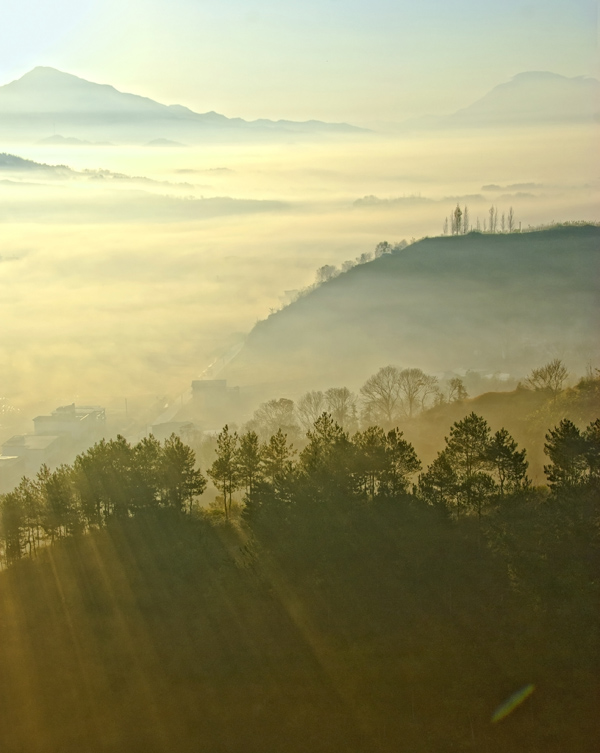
xmin=236 ymin=430 xmax=264 ymax=497
xmin=544 ymin=419 xmax=588 ymax=492
xmin=486 ymin=428 xmax=529 ymax=495
xmin=208 ymin=425 xmax=239 ymax=519
xmin=161 ymin=434 xmax=206 ymax=514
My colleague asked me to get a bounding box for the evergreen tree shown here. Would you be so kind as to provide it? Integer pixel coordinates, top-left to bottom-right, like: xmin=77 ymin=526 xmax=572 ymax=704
xmin=236 ymin=430 xmax=264 ymax=497
xmin=15 ymin=476 xmax=43 ymax=556
xmin=131 ymin=434 xmax=163 ymax=510
xmin=486 ymin=428 xmax=529 ymax=495
xmin=445 ymin=413 xmax=494 ymax=519
xmin=161 ymin=434 xmax=206 ymax=514
xmin=544 ymin=419 xmax=588 ymax=492
xmin=379 ymin=428 xmax=421 ymax=498
xmin=583 ymin=418 xmax=600 ymax=482
xmin=207 ymin=425 xmax=239 ymax=519
xmin=299 ymin=414 xmax=355 ymax=502
xmin=38 ymin=464 xmax=82 ymax=539
xmin=0 ymin=489 xmax=26 ymax=564
xmin=418 ymin=450 xmax=458 ymax=511
xmin=353 ymin=426 xmax=387 ymax=499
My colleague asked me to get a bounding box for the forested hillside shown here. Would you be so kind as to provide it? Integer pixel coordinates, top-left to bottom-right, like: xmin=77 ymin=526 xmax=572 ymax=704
xmin=222 ymin=226 xmax=599 ymax=395
xmin=0 ymin=407 xmax=598 ymax=752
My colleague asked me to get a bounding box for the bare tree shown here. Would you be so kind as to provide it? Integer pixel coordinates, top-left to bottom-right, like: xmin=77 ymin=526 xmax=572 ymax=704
xmin=419 ymin=374 xmax=440 ymax=411
xmin=489 ymin=205 xmax=497 ymax=233
xmin=296 ymin=391 xmax=326 ymax=432
xmin=448 ymin=377 xmax=468 ymax=402
xmin=325 ymin=387 xmax=358 ymax=430
xmin=507 ymin=206 xmax=515 ymax=233
xmin=246 ymin=398 xmax=299 ymax=440
xmin=453 ymin=204 xmax=463 ymax=235
xmin=525 ymin=359 xmax=568 ymax=396
xmin=443 ymin=217 xmax=449 ymax=235
xmin=462 ymin=206 xmax=470 ymax=234
xmin=501 ymin=212 xmax=506 ymax=233
xmin=397 ymin=368 xmax=427 ymax=418
xmin=360 ymin=366 xmax=403 ymax=426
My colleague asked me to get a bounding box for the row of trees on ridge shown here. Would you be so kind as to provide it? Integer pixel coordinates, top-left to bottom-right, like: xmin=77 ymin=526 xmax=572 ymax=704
xmin=444 ymin=205 xmax=519 ymax=235
xmin=1 ymin=409 xmax=598 ymax=559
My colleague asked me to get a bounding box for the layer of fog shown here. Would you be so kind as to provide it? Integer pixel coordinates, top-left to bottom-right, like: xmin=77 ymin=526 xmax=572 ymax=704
xmin=0 ymin=123 xmax=598 ymax=439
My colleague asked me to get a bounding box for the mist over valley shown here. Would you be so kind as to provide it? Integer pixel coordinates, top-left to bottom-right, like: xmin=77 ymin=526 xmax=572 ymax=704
xmin=0 ymin=13 xmax=599 ymax=748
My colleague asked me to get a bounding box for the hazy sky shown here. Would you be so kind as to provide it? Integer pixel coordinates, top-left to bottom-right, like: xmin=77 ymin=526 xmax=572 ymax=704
xmin=1 ymin=0 xmax=598 ymax=122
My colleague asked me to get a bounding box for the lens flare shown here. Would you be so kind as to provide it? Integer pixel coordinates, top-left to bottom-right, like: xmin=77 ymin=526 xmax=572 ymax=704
xmin=491 ymin=684 xmax=535 ymax=723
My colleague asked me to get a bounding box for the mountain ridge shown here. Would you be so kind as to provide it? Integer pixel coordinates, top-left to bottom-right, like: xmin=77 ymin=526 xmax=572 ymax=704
xmin=0 ymin=67 xmax=365 ymax=142
xmin=398 ymin=71 xmax=600 ymax=130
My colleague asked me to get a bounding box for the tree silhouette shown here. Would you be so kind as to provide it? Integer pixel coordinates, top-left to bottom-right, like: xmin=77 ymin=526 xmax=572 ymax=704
xmin=161 ymin=434 xmax=206 ymax=514
xmin=544 ymin=419 xmax=588 ymax=492
xmin=448 ymin=377 xmax=468 ymax=402
xmin=325 ymin=387 xmax=358 ymax=430
xmin=296 ymin=391 xmax=325 ymax=432
xmin=486 ymin=428 xmax=529 ymax=495
xmin=526 ymin=359 xmax=568 ymax=396
xmin=453 ymin=204 xmax=463 ymax=235
xmin=247 ymin=398 xmax=299 ymax=440
xmin=379 ymin=428 xmax=421 ymax=498
xmin=207 ymin=425 xmax=240 ymax=519
xmin=236 ymin=430 xmax=264 ymax=497
xmin=360 ymin=366 xmax=403 ymax=426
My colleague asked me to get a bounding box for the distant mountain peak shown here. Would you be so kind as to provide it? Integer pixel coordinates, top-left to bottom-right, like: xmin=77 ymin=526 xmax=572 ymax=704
xmin=399 ymin=70 xmax=600 ymax=131
xmin=510 ymin=71 xmax=597 ymax=83
xmin=0 ymin=67 xmax=364 ymax=141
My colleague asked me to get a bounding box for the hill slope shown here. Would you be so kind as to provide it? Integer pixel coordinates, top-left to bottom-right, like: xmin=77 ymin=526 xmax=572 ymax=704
xmin=221 ymin=226 xmax=600 ymax=394
xmin=0 ymin=505 xmax=596 ymax=753
xmin=0 ymin=67 xmax=364 ymax=143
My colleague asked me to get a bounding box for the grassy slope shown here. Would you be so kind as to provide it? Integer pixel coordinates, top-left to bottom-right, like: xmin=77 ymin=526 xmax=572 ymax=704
xmin=222 ymin=227 xmax=600 ymax=393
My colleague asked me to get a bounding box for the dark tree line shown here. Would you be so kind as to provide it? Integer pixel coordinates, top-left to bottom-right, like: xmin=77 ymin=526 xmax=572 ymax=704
xmin=0 ymin=434 xmax=205 ymax=564
xmin=444 ymin=204 xmax=518 ymax=235
xmin=1 ymin=412 xmax=598 ymax=566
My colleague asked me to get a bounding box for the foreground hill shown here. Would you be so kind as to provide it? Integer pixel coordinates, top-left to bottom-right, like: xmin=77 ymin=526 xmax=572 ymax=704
xmin=222 ymin=226 xmax=600 ymax=395
xmin=0 ymin=500 xmax=596 ymax=753
xmin=0 ymin=67 xmax=364 ymax=143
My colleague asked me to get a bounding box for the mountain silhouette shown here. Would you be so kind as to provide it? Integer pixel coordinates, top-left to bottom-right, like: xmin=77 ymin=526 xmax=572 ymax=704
xmin=400 ymin=72 xmax=600 ymax=129
xmin=0 ymin=67 xmax=365 ymax=143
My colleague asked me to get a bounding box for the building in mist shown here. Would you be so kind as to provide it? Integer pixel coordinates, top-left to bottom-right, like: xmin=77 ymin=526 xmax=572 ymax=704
xmin=150 ymin=380 xmax=242 ymax=439
xmin=0 ymin=403 xmax=106 ymax=493
xmin=150 ymin=421 xmax=196 ymax=443
xmin=1 ymin=434 xmax=64 ymax=477
xmin=33 ymin=404 xmax=106 ymax=442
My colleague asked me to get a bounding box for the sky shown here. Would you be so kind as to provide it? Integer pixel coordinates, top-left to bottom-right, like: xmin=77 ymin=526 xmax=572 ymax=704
xmin=1 ymin=0 xmax=598 ymax=123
